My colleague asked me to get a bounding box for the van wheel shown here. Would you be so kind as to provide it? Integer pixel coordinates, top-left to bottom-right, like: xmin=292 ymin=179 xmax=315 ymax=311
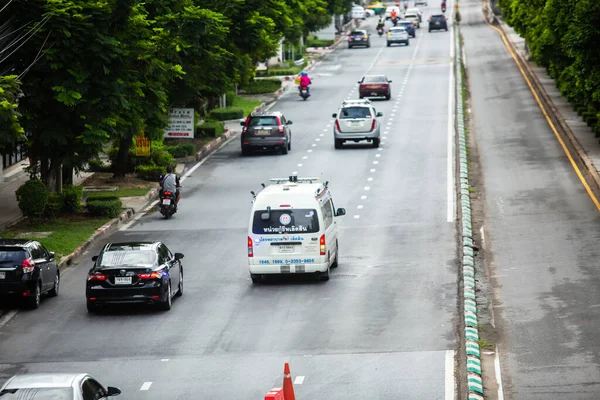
xmin=331 ymin=242 xmax=339 ymax=269
xmin=251 ymin=274 xmax=261 ymax=284
xmin=319 ymin=266 xmax=330 ymax=281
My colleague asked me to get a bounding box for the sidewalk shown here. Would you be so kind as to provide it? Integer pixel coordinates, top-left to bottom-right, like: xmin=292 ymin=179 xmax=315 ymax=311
xmin=497 ymin=18 xmax=600 ymax=185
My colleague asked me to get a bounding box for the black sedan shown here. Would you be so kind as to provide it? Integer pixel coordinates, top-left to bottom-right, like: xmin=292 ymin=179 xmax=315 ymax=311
xmin=86 ymin=242 xmax=184 ymax=312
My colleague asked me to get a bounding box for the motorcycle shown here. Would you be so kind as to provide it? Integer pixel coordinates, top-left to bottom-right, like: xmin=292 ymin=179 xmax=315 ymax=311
xmin=299 ymin=86 xmax=310 ymax=100
xmin=442 ymin=1 xmax=446 ymax=12
xmin=392 ymin=17 xmax=399 ymax=26
xmin=159 ymin=190 xmax=177 ymax=219
xmin=377 ymin=26 xmax=384 ymax=36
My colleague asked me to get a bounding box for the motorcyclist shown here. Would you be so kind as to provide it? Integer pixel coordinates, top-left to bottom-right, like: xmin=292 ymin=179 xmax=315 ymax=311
xmin=390 ymin=8 xmax=397 ymax=20
xmin=159 ymin=165 xmax=181 ymax=207
xmin=377 ymin=17 xmax=385 ymax=30
xmin=299 ymin=71 xmax=311 ymax=94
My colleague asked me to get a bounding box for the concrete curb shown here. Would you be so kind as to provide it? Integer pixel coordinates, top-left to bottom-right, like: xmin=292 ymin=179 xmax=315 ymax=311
xmin=195 ymin=128 xmax=234 ymax=161
xmin=493 ymin=19 xmax=600 ymax=196
xmin=455 ymin=23 xmax=484 ymax=399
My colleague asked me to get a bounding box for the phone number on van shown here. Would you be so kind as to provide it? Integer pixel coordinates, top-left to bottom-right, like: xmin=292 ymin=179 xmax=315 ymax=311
xmin=259 ymin=259 xmax=315 ymax=265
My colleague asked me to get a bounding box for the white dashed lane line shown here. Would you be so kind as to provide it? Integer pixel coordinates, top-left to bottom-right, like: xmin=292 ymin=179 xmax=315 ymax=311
xmin=140 ymin=382 xmax=152 ymax=391
xmin=294 ymin=376 xmax=305 ymax=385
xmin=361 ymin=195 xmax=367 ymax=200
xmin=357 ymin=205 xmax=364 ymax=209
xmin=364 ymin=186 xmax=370 ymax=191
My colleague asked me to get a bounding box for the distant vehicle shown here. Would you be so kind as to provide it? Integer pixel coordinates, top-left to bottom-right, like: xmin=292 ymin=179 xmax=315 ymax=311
xmin=247 ymin=176 xmax=346 ymax=282
xmin=351 ymin=5 xmax=366 ymax=19
xmin=429 ymin=14 xmax=448 ymax=31
xmin=240 ymin=111 xmax=293 ymax=156
xmin=406 ymin=7 xmax=423 ymax=21
xmin=333 ymin=99 xmax=384 ymax=148
xmin=365 ymin=9 xmax=375 ymax=17
xmin=415 ymin=0 xmax=428 ymax=5
xmin=86 ymin=242 xmax=184 ymax=312
xmin=358 ymin=74 xmax=392 ymax=100
xmin=397 ymin=20 xmax=416 ymax=37
xmin=385 ymin=6 xmax=401 ymax=20
xmin=387 ymin=27 xmax=410 ymax=46
xmin=0 ymin=239 xmax=59 ymax=309
xmin=0 ymin=373 xmax=121 ymax=399
xmin=348 ymin=30 xmax=371 ymax=48
xmin=404 ymin=12 xmax=420 ymax=28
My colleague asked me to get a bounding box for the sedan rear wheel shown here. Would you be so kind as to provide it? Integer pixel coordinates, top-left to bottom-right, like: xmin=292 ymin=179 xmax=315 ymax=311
xmin=373 ymin=138 xmax=381 ymax=148
xmin=87 ymin=300 xmax=99 ymax=313
xmin=175 ymin=270 xmax=183 ymax=297
xmin=334 ymin=139 xmax=343 ymax=149
xmin=158 ymin=281 xmax=172 ymax=311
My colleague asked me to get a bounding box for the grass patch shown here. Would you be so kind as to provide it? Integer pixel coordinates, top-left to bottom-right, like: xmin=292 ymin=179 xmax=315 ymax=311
xmin=1 ymin=217 xmax=111 ymax=260
xmin=232 ymin=96 xmax=263 ymax=116
xmin=86 ymin=187 xmax=152 ymax=198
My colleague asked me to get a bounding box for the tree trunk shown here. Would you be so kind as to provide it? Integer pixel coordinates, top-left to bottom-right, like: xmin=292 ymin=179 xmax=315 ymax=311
xmin=62 ymin=162 xmax=73 ymax=186
xmin=113 ymin=136 xmax=131 ymax=179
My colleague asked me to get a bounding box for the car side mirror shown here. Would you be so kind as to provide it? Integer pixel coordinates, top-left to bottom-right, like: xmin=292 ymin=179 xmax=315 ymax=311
xmin=92 ymin=255 xmax=98 ymax=262
xmin=286 ymin=120 xmax=293 ymax=125
xmin=357 ymin=81 xmax=362 ymax=84
xmin=239 ymin=121 xmax=246 ymax=126
xmin=388 ymin=80 xmax=393 ymax=83
xmin=107 ymin=386 xmax=121 ymax=396
xmin=376 ymin=112 xmax=383 ymax=117
xmin=174 ymin=252 xmax=184 ymax=260
xmin=335 ymin=208 xmax=346 ymax=216
xmin=49 ymin=251 xmax=55 ymax=259
xmin=332 ymin=113 xmax=337 ymax=118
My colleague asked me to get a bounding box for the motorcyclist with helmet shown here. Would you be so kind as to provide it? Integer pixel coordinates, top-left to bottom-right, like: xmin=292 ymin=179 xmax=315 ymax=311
xmin=299 ymin=71 xmax=311 ymax=94
xmin=159 ymin=165 xmax=181 ymax=209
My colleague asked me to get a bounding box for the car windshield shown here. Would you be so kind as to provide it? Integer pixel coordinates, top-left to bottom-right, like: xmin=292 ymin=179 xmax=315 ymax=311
xmin=399 ymin=21 xmax=411 ymax=26
xmin=363 ymin=76 xmax=387 ymax=83
xmin=97 ymin=250 xmax=156 ymax=268
xmin=0 ymin=249 xmax=27 ymax=267
xmin=340 ymin=107 xmax=372 ymax=119
xmin=0 ymin=388 xmax=72 ymax=399
xmin=405 ymin=14 xmax=417 ymax=18
xmin=390 ymin=28 xmax=405 ymax=33
xmin=252 ymin=209 xmax=320 ymax=234
xmin=432 ymin=15 xmax=444 ymax=20
xmin=248 ymin=117 xmax=278 ymax=127
xmin=351 ymin=31 xmax=365 ymax=36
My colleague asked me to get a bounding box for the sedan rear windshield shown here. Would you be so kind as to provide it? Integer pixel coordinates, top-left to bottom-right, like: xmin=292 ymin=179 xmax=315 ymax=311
xmin=252 ymin=209 xmax=319 ymax=234
xmin=340 ymin=107 xmax=372 ymax=119
xmin=96 ymin=250 xmax=156 ymax=268
xmin=351 ymin=31 xmax=366 ymax=36
xmin=0 ymin=388 xmax=72 ymax=399
xmin=0 ymin=248 xmax=28 ymax=267
xmin=390 ymin=28 xmax=406 ymax=33
xmin=248 ymin=117 xmax=278 ymax=127
xmin=363 ymin=76 xmax=387 ymax=83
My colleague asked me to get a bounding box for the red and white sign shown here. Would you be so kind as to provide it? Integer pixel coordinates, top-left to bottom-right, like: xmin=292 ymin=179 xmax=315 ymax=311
xmin=164 ymin=108 xmax=194 ymax=138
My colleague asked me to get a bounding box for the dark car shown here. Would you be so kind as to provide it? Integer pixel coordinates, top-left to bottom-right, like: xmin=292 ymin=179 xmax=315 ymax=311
xmin=86 ymin=242 xmax=184 ymax=312
xmin=358 ymin=75 xmax=392 ymax=100
xmin=0 ymin=239 xmax=59 ymax=309
xmin=240 ymin=111 xmax=293 ymax=156
xmin=398 ymin=20 xmax=416 ymax=37
xmin=429 ymin=14 xmax=448 ymax=32
xmin=348 ymin=30 xmax=370 ymax=48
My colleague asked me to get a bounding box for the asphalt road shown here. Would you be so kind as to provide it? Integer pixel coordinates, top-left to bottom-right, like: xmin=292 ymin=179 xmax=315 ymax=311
xmin=0 ymin=7 xmax=458 ymax=399
xmin=461 ymin=0 xmax=600 ymax=398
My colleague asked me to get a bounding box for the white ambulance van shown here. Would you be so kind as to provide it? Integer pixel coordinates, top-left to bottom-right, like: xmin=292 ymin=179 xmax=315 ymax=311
xmin=247 ymin=176 xmax=346 ymax=283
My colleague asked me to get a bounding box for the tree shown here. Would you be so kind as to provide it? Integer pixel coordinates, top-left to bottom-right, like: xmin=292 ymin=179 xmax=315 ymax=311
xmin=0 ymin=76 xmax=25 ymax=154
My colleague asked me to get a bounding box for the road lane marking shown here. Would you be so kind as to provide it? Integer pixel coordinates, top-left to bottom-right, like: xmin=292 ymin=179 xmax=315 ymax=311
xmin=370 ymin=168 xmax=376 ymax=172
xmin=357 ymin=205 xmax=363 ymax=209
xmin=297 ymin=163 xmax=303 ymax=167
xmin=140 ymin=382 xmax=153 ymax=391
xmin=377 ymin=148 xmax=383 ymax=151
xmin=320 ymin=133 xmax=324 ymax=137
xmin=447 ymin=25 xmax=456 ymax=223
xmin=364 ymin=186 xmax=370 ymax=191
xmin=0 ymin=311 xmax=17 ymax=330
xmin=445 ymin=350 xmax=455 ymax=400
xmin=302 ymin=156 xmax=308 ymax=159
xmin=292 ymin=171 xmax=298 ymax=175
xmin=307 ymin=149 xmax=312 ymax=153
xmin=315 ymin=138 xmax=320 ymax=141
xmin=353 ymin=215 xmax=360 ymax=219
xmin=495 ymin=346 xmax=505 ymax=400
xmin=375 ymin=154 xmax=381 ymax=158
xmin=312 ymin=143 xmax=316 ymax=147
xmin=367 ymin=177 xmax=373 ymax=182
xmin=373 ymin=160 xmax=379 ymax=164
xmin=161 ymin=359 xmax=169 ymax=362
xmin=294 ymin=376 xmax=305 ymax=385
xmin=361 ymin=195 xmax=367 ymax=200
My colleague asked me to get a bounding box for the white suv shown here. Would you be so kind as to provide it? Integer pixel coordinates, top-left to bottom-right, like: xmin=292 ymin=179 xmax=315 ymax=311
xmin=332 ymin=99 xmax=383 ymax=149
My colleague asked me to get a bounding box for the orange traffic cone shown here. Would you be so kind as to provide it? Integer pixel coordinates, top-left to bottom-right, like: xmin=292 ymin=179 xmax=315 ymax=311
xmin=282 ymin=362 xmax=296 ymax=400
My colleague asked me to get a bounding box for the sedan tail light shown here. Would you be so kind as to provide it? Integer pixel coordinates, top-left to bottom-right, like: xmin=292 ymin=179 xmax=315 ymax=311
xmin=21 ymin=257 xmax=35 ymax=274
xmin=87 ymin=272 xmax=109 ymax=281
xmin=138 ymin=271 xmax=163 ymax=280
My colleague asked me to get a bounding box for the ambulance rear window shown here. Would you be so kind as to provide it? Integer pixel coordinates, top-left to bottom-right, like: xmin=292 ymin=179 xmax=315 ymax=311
xmin=252 ymin=209 xmax=320 ymax=234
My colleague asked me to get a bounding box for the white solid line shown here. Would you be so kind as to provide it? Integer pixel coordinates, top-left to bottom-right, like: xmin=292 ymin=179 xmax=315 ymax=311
xmin=480 ymin=226 xmax=485 ymax=249
xmin=264 ymin=102 xmax=276 ymax=112
xmin=140 ymin=382 xmax=153 ymax=391
xmin=0 ymin=310 xmax=17 ymax=330
xmin=446 ymin=25 xmax=456 ymax=223
xmin=294 ymin=376 xmax=305 ymax=385
xmin=445 ymin=350 xmax=455 ymax=400
xmin=495 ymin=346 xmax=505 ymax=400
xmin=357 ymin=205 xmax=363 ymax=209
xmin=361 ymin=195 xmax=367 ymax=200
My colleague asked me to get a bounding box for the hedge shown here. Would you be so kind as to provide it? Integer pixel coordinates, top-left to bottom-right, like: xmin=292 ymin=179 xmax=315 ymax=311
xmin=241 ymin=79 xmax=282 ymax=94
xmin=87 ymin=199 xmax=123 ymax=218
xmin=136 ymin=165 xmax=165 ymax=181
xmin=210 ymin=107 xmax=244 ymax=121
xmin=86 ymin=195 xmax=120 ymax=202
xmin=45 ymin=193 xmax=63 ymax=219
xmin=305 ymin=39 xmax=334 ymax=47
xmin=62 ymin=184 xmax=83 ymax=213
xmin=166 ymin=144 xmax=195 ymax=158
xmin=196 ymin=121 xmax=224 ymax=138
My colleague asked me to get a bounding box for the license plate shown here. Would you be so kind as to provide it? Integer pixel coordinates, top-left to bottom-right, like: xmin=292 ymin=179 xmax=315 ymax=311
xmin=355 ymin=37 xmax=362 ymax=41
xmin=256 ymin=129 xmax=270 ymax=135
xmin=295 ymin=265 xmax=305 ymax=273
xmin=351 ymin=121 xmax=361 ymax=127
xmin=162 ymin=199 xmax=171 ymax=205
xmin=114 ymin=277 xmax=132 ymax=285
xmin=371 ymin=92 xmax=378 ymax=96
xmin=436 ymin=21 xmax=440 ymax=25
xmin=280 ymin=265 xmax=291 ymax=273
xmin=301 ymin=90 xmax=307 ymax=94
xmin=279 ymin=245 xmax=294 ymax=253
xmin=0 ymin=272 xmax=5 ymax=279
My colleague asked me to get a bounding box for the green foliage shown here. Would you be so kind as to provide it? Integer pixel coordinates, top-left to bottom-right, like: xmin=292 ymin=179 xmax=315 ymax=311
xmin=210 ymin=107 xmax=245 ymax=121
xmin=166 ymin=144 xmax=195 ymax=158
xmin=45 ymin=193 xmax=64 ymax=219
xmin=242 ymin=80 xmax=282 ymax=95
xmin=86 ymin=195 xmax=120 ymax=202
xmin=196 ymin=121 xmax=225 ymax=138
xmin=16 ymin=179 xmax=48 ymax=221
xmin=305 ymin=39 xmax=334 ymax=47
xmin=62 ymin=184 xmax=83 ymax=213
xmin=86 ymin=199 xmax=123 ymax=218
xmin=0 ymin=76 xmax=25 ymax=154
xmin=135 ymin=165 xmax=166 ymax=181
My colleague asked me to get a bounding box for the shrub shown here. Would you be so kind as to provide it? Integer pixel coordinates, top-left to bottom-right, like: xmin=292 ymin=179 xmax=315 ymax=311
xmin=136 ymin=165 xmax=165 ymax=181
xmin=87 ymin=199 xmax=123 ymax=218
xmin=266 ymin=69 xmax=298 ymax=76
xmin=16 ymin=179 xmax=48 ymax=220
xmin=45 ymin=193 xmax=63 ymax=219
xmin=166 ymin=144 xmax=195 ymax=158
xmin=87 ymin=158 xmax=112 ymax=173
xmin=196 ymin=121 xmax=224 ymax=138
xmin=150 ymin=149 xmax=174 ymax=168
xmin=226 ymin=91 xmax=236 ymax=106
xmin=86 ymin=195 xmax=120 ymax=202
xmin=62 ymin=184 xmax=83 ymax=213
xmin=305 ymin=39 xmax=334 ymax=47
xmin=210 ymin=107 xmax=244 ymax=121
xmin=242 ymin=79 xmax=282 ymax=94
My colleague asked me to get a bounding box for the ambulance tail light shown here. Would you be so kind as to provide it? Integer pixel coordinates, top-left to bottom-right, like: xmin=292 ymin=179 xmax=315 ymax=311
xmin=247 ymin=236 xmax=254 ymax=257
xmin=320 ymin=234 xmax=326 ymax=256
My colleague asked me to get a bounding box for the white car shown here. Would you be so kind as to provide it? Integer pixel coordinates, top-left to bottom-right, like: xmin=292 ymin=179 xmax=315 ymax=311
xmin=385 ymin=6 xmax=401 ymax=20
xmin=387 ymin=27 xmax=410 ymax=46
xmin=406 ymin=7 xmax=423 ymax=22
xmin=352 ymin=6 xmax=366 ymax=19
xmin=365 ymin=8 xmax=375 ymax=17
xmin=404 ymin=13 xmax=420 ymax=28
xmin=415 ymin=0 xmax=428 ymax=5
xmin=247 ymin=176 xmax=346 ymax=282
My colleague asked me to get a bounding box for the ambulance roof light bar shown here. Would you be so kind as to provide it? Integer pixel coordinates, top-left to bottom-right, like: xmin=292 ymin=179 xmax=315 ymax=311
xmin=269 ymin=176 xmax=320 ymax=184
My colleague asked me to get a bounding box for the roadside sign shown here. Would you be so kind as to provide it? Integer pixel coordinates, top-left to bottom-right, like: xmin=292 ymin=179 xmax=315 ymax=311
xmin=135 ymin=136 xmax=151 ymax=156
xmin=164 ymin=108 xmax=195 ymax=138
